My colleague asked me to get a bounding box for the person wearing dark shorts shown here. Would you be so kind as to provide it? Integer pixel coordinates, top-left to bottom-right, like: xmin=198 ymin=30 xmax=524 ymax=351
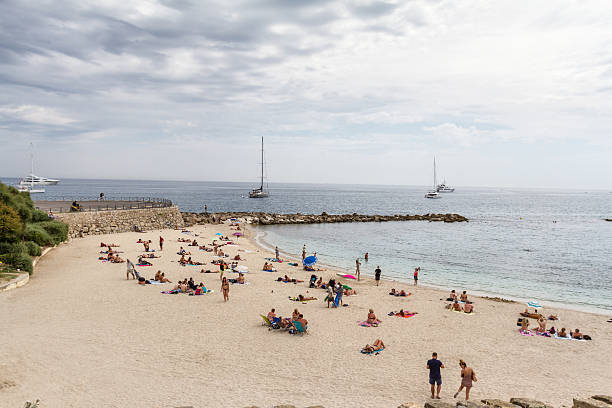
xmin=414 ymin=267 xmax=420 ymax=286
xmin=427 ymin=352 xmax=445 ymax=399
xmin=374 ymin=266 xmax=381 ymax=286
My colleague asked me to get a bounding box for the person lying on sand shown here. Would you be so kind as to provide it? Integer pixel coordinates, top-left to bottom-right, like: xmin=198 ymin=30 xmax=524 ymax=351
xmin=110 ymin=254 xmax=125 ymax=263
xmin=367 ymin=309 xmax=381 ymax=326
xmin=177 ymin=238 xmax=191 ymax=243
xmin=137 ymin=257 xmax=152 ymax=266
xmin=389 ymin=309 xmax=418 ymax=317
xmin=233 ymin=254 xmax=242 ymax=260
xmin=100 ymin=242 xmax=119 ymax=247
xmin=177 ymin=247 xmax=191 ymax=255
xmin=548 ymin=314 xmax=558 ymax=320
xmin=362 ymin=339 xmax=385 ymax=353
xmin=344 ymin=288 xmax=357 ymax=296
xmin=558 ymin=328 xmax=567 ymax=337
xmin=571 ymin=328 xmax=583 ymax=339
xmin=278 ymin=275 xmax=303 ymax=283
xmin=140 ymin=253 xmax=160 ymax=258
xmin=188 ymin=240 xmax=198 ymax=246
xmin=237 ymin=273 xmax=246 ymax=284
xmin=297 ymin=294 xmax=317 ymax=301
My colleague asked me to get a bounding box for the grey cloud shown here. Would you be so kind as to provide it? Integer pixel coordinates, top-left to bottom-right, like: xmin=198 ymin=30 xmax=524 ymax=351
xmin=349 ymin=2 xmax=399 ymax=18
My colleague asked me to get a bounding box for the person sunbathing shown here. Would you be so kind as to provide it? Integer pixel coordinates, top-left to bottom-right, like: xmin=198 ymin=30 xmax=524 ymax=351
xmin=100 ymin=242 xmax=119 ymax=247
xmin=233 ymin=254 xmax=242 ymax=260
xmin=367 ymin=309 xmax=381 ymax=325
xmin=237 ymin=273 xmax=246 ymax=284
xmin=463 ymin=303 xmax=474 ymax=313
xmin=520 ymin=317 xmax=530 ymax=331
xmin=137 ymin=257 xmax=152 ymax=266
xmin=267 ymin=308 xmax=277 ymax=321
xmin=549 ymin=326 xmax=556 ymax=335
xmin=177 ymin=247 xmax=191 ymax=255
xmin=398 ymin=290 xmax=409 ymax=297
xmin=571 ymin=328 xmax=583 ymax=339
xmin=111 ymin=254 xmax=125 ymax=263
xmin=194 ymin=283 xmax=206 ymax=295
xmin=390 ymin=309 xmax=417 ymax=317
xmin=447 ymin=290 xmax=458 ymax=301
xmin=315 ymin=277 xmax=323 ymax=288
xmin=217 ymin=249 xmax=225 ymax=257
xmin=297 ymin=294 xmax=317 ymax=301
xmin=294 ymin=314 xmax=308 ymax=329
xmin=363 ymin=339 xmax=385 ymax=353
xmin=460 ymin=291 xmax=468 ymax=302
xmin=536 ymin=317 xmax=547 ymax=332
xmin=452 ymin=300 xmax=463 ymax=311
xmin=292 ymin=308 xmax=300 ymax=321
xmin=179 ymin=255 xmax=187 ymax=265
xmin=344 ymin=288 xmax=357 ymax=296
xmin=282 ymin=275 xmax=303 ymax=283
xmin=548 ymin=314 xmax=558 ymax=320
xmin=159 ymin=273 xmax=171 ymax=283
xmin=188 ymin=240 xmax=198 ymax=246
xmin=140 ymin=253 xmax=160 ymax=258
xmin=558 ymin=328 xmax=568 ymax=338
xmin=389 ymin=288 xmax=397 ymax=296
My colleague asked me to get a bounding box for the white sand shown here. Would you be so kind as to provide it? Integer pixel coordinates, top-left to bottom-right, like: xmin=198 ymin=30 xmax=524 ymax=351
xmin=1 ymin=222 xmax=611 ymax=408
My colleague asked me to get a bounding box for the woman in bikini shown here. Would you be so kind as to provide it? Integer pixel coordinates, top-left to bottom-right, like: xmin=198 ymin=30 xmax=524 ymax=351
xmin=221 ymin=277 xmax=230 ymax=302
xmin=454 ymin=360 xmax=476 ymax=400
xmin=367 ymin=309 xmax=380 ymax=325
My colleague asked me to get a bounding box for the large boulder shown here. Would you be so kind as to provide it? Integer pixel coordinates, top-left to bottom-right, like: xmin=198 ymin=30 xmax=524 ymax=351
xmin=592 ymin=396 xmax=612 ymax=406
xmin=398 ymin=403 xmax=420 ymax=408
xmin=457 ymin=402 xmax=489 ymax=408
xmin=425 ymin=401 xmax=456 ymax=408
xmin=482 ymin=399 xmax=518 ymax=408
xmin=574 ymin=399 xmax=612 ymax=408
xmin=510 ymin=398 xmax=552 ymax=408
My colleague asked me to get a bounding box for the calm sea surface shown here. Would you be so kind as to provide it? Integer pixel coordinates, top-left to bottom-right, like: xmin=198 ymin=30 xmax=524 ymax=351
xmin=2 ymin=177 xmax=610 ymax=314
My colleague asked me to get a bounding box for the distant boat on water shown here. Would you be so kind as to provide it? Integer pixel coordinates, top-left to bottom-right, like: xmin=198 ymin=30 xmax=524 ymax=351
xmin=425 ymin=156 xmax=441 ymax=199
xmin=248 ymin=137 xmax=269 ymax=198
xmin=18 ymin=143 xmax=59 ymax=187
xmin=436 ymin=179 xmax=455 ymax=193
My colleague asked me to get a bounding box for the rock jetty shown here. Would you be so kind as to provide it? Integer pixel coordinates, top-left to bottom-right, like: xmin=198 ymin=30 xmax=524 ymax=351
xmin=181 ymin=211 xmax=468 ymax=227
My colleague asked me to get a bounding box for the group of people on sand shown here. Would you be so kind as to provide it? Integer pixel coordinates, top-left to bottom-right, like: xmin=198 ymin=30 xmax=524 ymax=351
xmin=99 ymin=245 xmax=125 ymax=263
xmin=262 ymin=262 xmax=276 ymax=272
xmin=266 ymin=307 xmax=308 ymax=331
xmin=446 ymin=290 xmax=474 ymax=313
xmin=178 ymin=254 xmax=204 ymax=266
xmin=171 ymin=277 xmax=207 ymax=294
xmin=389 ymin=288 xmax=411 ymax=297
xmin=518 ymin=309 xmax=592 ymax=339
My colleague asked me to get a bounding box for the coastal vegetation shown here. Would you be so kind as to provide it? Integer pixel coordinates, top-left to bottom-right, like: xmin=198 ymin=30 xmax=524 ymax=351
xmin=0 ymin=182 xmax=67 ymax=275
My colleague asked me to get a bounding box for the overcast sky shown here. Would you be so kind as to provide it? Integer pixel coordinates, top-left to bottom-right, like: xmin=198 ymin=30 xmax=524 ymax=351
xmin=1 ymin=0 xmax=611 ymax=189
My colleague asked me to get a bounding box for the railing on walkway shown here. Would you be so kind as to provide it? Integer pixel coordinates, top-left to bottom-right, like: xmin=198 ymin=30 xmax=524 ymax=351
xmin=35 ymin=197 xmax=173 ymax=213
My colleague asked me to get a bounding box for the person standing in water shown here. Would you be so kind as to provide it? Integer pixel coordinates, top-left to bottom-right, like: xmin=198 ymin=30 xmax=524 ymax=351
xmin=364 ymin=252 xmax=369 ymax=262
xmin=275 ymin=246 xmax=280 ymax=260
xmin=302 ymin=245 xmax=306 ymax=260
xmin=374 ymin=266 xmax=381 ymax=286
xmin=356 ymin=258 xmax=361 ymax=281
xmin=414 ymin=267 xmax=420 ymax=286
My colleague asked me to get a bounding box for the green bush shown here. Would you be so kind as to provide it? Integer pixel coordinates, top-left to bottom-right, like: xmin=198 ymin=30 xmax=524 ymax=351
xmin=0 ymin=251 xmax=33 ymax=274
xmin=24 ymin=224 xmax=53 ymax=246
xmin=37 ymin=221 xmax=68 ymax=244
xmin=0 ymin=241 xmax=27 ymax=255
xmin=31 ymin=209 xmax=50 ymax=222
xmin=25 ymin=241 xmax=42 ymax=256
xmin=0 ymin=203 xmax=23 ymax=242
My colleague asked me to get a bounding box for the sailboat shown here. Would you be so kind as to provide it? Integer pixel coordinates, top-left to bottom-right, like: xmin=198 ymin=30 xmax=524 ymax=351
xmin=424 ymin=156 xmax=441 ymax=199
xmin=248 ymin=137 xmax=269 ymax=198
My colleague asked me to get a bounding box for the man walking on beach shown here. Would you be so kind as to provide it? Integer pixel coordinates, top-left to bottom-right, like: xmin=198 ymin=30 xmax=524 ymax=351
xmin=159 ymin=236 xmax=164 ymax=251
xmin=126 ymin=259 xmax=136 ymax=280
xmin=427 ymin=352 xmax=445 ymax=399
xmin=375 ymin=266 xmax=381 ymax=286
xmin=356 ymin=258 xmax=361 ymax=281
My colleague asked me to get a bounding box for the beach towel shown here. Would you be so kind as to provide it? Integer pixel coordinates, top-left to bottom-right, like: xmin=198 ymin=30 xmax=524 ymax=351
xmin=161 ymin=289 xmax=180 ymax=294
xmin=136 ymin=264 xmax=153 ymax=267
xmin=519 ymin=329 xmax=534 ymax=336
xmin=394 ymin=313 xmax=416 ymax=318
xmin=361 ymin=348 xmax=384 ymax=355
xmin=358 ymin=321 xmax=379 ymax=327
xmin=265 ymin=257 xmax=283 ymax=263
xmin=148 ymin=280 xmax=166 ymax=285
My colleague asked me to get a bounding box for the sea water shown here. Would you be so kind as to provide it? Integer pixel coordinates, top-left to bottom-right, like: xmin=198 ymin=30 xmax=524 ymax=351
xmin=3 ymin=178 xmax=610 ymax=313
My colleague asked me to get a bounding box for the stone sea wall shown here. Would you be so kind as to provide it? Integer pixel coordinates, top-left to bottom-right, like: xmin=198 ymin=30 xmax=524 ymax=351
xmin=55 ymin=206 xmax=184 ymax=238
xmin=240 ymin=395 xmax=612 ymax=408
xmin=182 ymin=211 xmax=468 ymax=226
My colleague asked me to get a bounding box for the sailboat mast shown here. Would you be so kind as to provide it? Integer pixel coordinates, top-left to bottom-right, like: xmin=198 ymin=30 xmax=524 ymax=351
xmin=433 ymin=156 xmax=437 ymax=189
xmin=260 ymin=137 xmax=264 ymax=190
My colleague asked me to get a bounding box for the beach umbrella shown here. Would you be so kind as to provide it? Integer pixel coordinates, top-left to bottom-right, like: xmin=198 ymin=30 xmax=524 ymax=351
xmin=302 ymin=256 xmax=318 ymax=266
xmin=232 ymin=232 xmax=243 ymax=237
xmin=527 ymin=301 xmax=542 ymax=308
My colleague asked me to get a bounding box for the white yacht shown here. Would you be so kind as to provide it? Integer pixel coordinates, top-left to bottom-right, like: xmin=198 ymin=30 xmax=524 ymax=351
xmin=18 ymin=144 xmax=60 ymax=186
xmin=17 ymin=184 xmax=45 ymax=194
xmin=19 ymin=174 xmax=60 ymax=186
xmin=436 ymin=179 xmax=455 ymax=193
xmin=248 ymin=137 xmax=269 ymax=198
xmin=425 ymin=156 xmax=441 ymax=199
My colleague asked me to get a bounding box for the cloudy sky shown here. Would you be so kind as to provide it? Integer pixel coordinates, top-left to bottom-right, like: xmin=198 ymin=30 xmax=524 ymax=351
xmin=1 ymin=0 xmax=611 ymax=188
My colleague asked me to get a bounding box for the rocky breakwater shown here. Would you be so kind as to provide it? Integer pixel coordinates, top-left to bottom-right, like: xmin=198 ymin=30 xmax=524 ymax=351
xmin=182 ymin=211 xmax=468 ymax=227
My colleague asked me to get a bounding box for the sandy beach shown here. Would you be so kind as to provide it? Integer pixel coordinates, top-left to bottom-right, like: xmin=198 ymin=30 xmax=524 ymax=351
xmin=1 ymin=221 xmax=611 ymax=408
